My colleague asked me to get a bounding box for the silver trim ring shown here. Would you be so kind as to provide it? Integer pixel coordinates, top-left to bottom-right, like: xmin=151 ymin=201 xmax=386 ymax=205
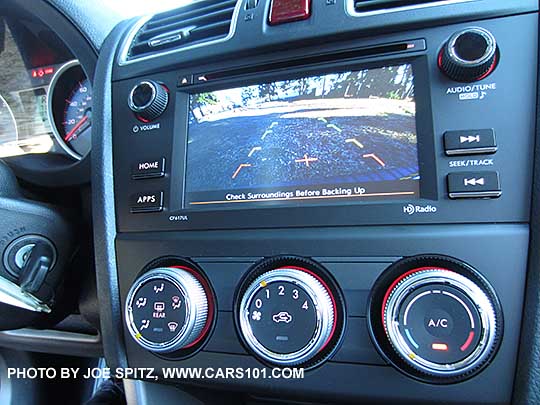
xmin=448 ymin=27 xmax=497 ymax=67
xmin=125 ymin=267 xmax=208 ymax=353
xmin=239 ymin=268 xmax=335 ymax=366
xmin=383 ymin=269 xmax=497 ymax=377
xmin=128 ymin=81 xmax=157 ymax=113
xmin=46 ymin=60 xmax=88 ymax=161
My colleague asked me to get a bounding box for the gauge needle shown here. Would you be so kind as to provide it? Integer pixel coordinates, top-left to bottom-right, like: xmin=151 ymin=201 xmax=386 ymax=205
xmin=64 ymin=115 xmax=89 ymax=142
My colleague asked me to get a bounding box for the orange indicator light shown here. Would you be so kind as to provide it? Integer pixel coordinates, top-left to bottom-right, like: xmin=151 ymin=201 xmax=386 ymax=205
xmin=432 ymin=343 xmax=448 ymax=351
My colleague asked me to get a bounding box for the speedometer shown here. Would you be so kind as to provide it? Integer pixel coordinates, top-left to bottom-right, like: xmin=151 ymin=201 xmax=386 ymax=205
xmin=63 ymin=79 xmax=92 ymax=151
xmin=48 ymin=60 xmax=92 ymax=160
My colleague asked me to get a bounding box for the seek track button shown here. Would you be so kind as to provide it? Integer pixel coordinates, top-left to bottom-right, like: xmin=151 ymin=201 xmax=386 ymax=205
xmin=132 ymin=158 xmax=165 ymax=180
xmin=447 ymin=171 xmax=501 ymax=199
xmin=444 ymin=129 xmax=497 ymax=156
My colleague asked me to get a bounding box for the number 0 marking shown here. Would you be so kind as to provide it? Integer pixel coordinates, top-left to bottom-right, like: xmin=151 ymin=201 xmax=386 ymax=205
xmin=255 ymin=299 xmax=262 ymax=309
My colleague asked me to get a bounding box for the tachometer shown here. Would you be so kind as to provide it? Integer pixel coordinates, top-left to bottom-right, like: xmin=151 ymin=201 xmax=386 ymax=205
xmin=48 ymin=60 xmax=92 ymax=160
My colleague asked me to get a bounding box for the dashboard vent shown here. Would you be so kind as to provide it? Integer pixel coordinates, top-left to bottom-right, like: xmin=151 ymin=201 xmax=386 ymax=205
xmin=126 ymin=0 xmax=237 ymax=61
xmin=353 ymin=0 xmax=452 ymax=13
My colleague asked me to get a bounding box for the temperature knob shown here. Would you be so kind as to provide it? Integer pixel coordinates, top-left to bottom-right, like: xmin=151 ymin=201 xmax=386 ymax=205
xmin=237 ymin=258 xmax=344 ymax=368
xmin=125 ymin=266 xmax=212 ymax=354
xmin=439 ymin=27 xmax=498 ymax=82
xmin=128 ymin=80 xmax=169 ymax=122
xmin=369 ymin=256 xmax=502 ymax=383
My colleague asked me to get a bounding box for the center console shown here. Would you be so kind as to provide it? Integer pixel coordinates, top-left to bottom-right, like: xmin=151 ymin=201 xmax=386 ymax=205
xmin=98 ymin=0 xmax=539 ymax=403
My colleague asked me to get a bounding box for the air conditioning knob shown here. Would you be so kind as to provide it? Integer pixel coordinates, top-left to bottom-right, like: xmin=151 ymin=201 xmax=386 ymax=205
xmin=128 ymin=80 xmax=169 ymax=122
xmin=369 ymin=256 xmax=502 ymax=383
xmin=382 ymin=268 xmax=498 ymax=379
xmin=439 ymin=27 xmax=498 ymax=82
xmin=125 ymin=267 xmax=210 ymax=354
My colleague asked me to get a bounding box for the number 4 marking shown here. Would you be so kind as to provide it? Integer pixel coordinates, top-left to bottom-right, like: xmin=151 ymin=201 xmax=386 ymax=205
xmin=302 ymin=300 xmax=309 ymax=310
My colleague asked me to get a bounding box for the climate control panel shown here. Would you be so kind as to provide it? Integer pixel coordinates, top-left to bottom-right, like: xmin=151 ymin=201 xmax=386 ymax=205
xmin=123 ymin=255 xmax=504 ymax=381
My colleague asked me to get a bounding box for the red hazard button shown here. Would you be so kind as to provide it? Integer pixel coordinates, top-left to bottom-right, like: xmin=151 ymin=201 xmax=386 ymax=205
xmin=268 ymin=0 xmax=311 ymax=25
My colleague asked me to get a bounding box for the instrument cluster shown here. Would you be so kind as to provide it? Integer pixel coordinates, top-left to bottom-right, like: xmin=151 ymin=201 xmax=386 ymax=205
xmin=0 ymin=18 xmax=92 ymax=161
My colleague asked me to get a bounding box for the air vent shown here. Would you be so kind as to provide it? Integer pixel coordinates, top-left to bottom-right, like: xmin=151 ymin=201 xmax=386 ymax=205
xmin=126 ymin=0 xmax=238 ymax=61
xmin=353 ymin=0 xmax=470 ymax=13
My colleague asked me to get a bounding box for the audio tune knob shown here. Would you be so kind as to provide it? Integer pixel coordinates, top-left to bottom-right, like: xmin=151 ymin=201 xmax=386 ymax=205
xmin=369 ymin=256 xmax=502 ymax=383
xmin=128 ymin=80 xmax=169 ymax=122
xmin=125 ymin=267 xmax=211 ymax=354
xmin=237 ymin=259 xmax=344 ymax=368
xmin=439 ymin=27 xmax=498 ymax=82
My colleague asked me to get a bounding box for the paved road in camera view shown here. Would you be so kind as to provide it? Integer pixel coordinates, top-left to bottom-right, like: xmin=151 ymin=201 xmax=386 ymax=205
xmin=186 ymin=98 xmax=418 ymax=192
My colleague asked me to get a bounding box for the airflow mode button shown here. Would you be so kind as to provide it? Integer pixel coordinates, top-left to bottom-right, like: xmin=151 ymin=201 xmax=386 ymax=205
xmin=130 ymin=191 xmax=164 ymax=213
xmin=447 ymin=171 xmax=501 ymax=199
xmin=132 ymin=158 xmax=165 ymax=180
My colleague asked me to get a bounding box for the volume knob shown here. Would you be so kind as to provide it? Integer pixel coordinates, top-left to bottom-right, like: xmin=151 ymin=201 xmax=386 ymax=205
xmin=128 ymin=80 xmax=169 ymax=122
xmin=439 ymin=27 xmax=498 ymax=83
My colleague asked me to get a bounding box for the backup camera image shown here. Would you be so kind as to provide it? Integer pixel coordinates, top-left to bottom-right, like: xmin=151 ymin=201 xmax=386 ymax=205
xmin=184 ymin=64 xmax=419 ymax=208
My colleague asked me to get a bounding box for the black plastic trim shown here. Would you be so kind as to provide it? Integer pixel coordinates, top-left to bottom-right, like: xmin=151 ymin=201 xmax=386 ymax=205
xmin=92 ymin=20 xmax=134 ymax=369
xmin=112 ymin=0 xmax=537 ymax=81
xmin=512 ymin=18 xmax=540 ymax=405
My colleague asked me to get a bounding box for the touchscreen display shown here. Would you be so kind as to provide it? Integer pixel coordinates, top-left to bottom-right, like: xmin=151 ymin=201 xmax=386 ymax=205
xmin=184 ymin=64 xmax=419 ymax=209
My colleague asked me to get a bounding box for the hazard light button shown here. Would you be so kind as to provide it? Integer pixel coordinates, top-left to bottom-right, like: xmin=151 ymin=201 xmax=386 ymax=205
xmin=444 ymin=129 xmax=497 ymax=156
xmin=268 ymin=0 xmax=311 ymax=26
xmin=447 ymin=171 xmax=501 ymax=199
